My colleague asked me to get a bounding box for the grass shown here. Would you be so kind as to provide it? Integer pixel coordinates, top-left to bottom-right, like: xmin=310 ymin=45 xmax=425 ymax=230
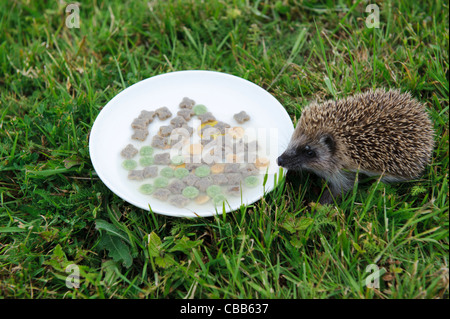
xmin=0 ymin=0 xmax=448 ymax=299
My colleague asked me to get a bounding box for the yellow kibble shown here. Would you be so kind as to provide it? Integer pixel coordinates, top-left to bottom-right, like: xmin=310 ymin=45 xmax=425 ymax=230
xmin=227 ymin=126 xmax=245 ymax=139
xmin=210 ymin=163 xmax=225 ymax=174
xmin=255 ymin=157 xmax=270 ymax=168
xmin=225 ymin=153 xmax=239 ymax=163
xmin=169 ymin=163 xmax=186 ymax=170
xmin=195 ymin=195 xmax=210 ymax=205
xmin=188 ymin=143 xmax=203 ymax=155
xmin=197 ymin=121 xmax=219 ymax=138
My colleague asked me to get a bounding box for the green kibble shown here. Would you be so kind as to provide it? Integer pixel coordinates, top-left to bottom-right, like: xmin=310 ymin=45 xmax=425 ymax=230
xmin=213 ymin=194 xmax=227 ymax=205
xmin=139 ymin=184 xmax=155 ymax=195
xmin=193 ymin=104 xmax=207 ymax=115
xmin=154 ymin=177 xmax=169 ymax=188
xmin=122 ymin=159 xmax=137 ymax=170
xmin=140 ymin=146 xmax=154 ymax=156
xmin=195 ymin=165 xmax=211 ymax=177
xmin=171 ymin=155 xmax=185 ymax=165
xmin=206 ymin=185 xmax=222 ymax=198
xmin=182 ymin=186 xmax=199 ymax=199
xmin=139 ymin=156 xmax=154 ymax=167
xmin=244 ymin=175 xmax=259 ymax=188
xmin=174 ymin=167 xmax=189 ymax=179
xmin=160 ymin=167 xmax=174 ymax=178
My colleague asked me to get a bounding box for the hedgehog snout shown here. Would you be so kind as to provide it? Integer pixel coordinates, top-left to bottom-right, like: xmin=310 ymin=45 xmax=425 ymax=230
xmin=276 ymin=154 xmax=287 ymax=167
xmin=277 ymin=149 xmax=296 ymax=168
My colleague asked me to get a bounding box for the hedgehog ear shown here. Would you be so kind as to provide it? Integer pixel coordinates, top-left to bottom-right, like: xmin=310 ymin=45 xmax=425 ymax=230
xmin=320 ymin=134 xmax=336 ymax=154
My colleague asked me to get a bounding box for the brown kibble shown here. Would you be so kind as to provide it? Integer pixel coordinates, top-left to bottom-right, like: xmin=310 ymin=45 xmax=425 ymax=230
xmin=177 ymin=109 xmax=194 ymax=121
xmin=138 ymin=110 xmax=155 ymax=124
xmin=170 ymin=116 xmax=187 ymax=128
xmin=131 ymin=128 xmax=149 ymax=141
xmin=198 ymin=112 xmax=216 ymax=123
xmin=131 ymin=118 xmax=148 ymax=130
xmin=128 ymin=170 xmax=144 ymax=180
xmin=151 ymin=135 xmax=169 ymax=149
xmin=179 ymin=97 xmax=195 ymax=109
xmin=233 ymin=111 xmax=250 ymax=124
xmin=159 ymin=125 xmax=175 ymax=137
xmin=155 ymin=106 xmax=172 ymax=120
xmin=121 ymin=144 xmax=138 ymax=159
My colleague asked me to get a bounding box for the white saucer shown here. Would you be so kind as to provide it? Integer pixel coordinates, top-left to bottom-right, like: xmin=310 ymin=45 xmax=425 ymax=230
xmin=89 ymin=70 xmax=294 ymax=217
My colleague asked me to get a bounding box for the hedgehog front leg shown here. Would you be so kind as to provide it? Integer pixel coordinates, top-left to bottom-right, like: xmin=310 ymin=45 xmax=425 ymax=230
xmin=319 ymin=171 xmax=356 ymax=204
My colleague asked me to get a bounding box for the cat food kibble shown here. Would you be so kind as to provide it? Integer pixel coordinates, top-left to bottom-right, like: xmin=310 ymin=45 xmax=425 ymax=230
xmin=226 ymin=173 xmax=242 ymax=185
xmin=139 ymin=156 xmax=154 ymax=167
xmin=143 ymin=166 xmax=158 ymax=178
xmin=227 ymin=127 xmax=245 ymax=139
xmin=152 ymin=188 xmax=171 ymax=201
xmin=197 ymin=112 xmax=216 ymax=123
xmin=169 ymin=195 xmax=191 ymax=208
xmin=210 ymin=163 xmax=225 ymax=174
xmin=211 ymin=174 xmax=228 ymax=185
xmin=244 ymin=175 xmax=259 ymax=188
xmin=174 ymin=167 xmax=189 ymax=179
xmin=167 ymin=179 xmax=186 ymax=194
xmin=154 ymin=153 xmax=171 ymax=165
xmin=159 ymin=125 xmax=175 ymax=137
xmin=170 ymin=116 xmax=187 ymax=128
xmin=194 ymin=165 xmax=211 ymax=177
xmin=193 ymin=104 xmax=207 ymax=115
xmin=119 ymin=100 xmax=264 ymax=209
xmin=255 ymin=157 xmax=270 ymax=169
xmin=140 ymin=146 xmax=154 ymax=156
xmin=214 ymin=121 xmax=231 ymax=134
xmin=195 ymin=176 xmax=214 ymax=192
xmin=179 ymin=97 xmax=195 ymax=109
xmin=182 ymin=186 xmax=199 ymax=199
xmin=241 ymin=163 xmax=259 ymax=177
xmin=121 ymin=144 xmax=138 ymax=159
xmin=182 ymin=174 xmax=200 ymax=186
xmin=132 ymin=128 xmax=149 ymax=141
xmin=160 ymin=167 xmax=174 ymax=178
xmin=154 ymin=177 xmax=169 ymax=188
xmin=213 ymin=194 xmax=227 ymax=206
xmin=177 ymin=109 xmax=194 ymax=121
xmin=206 ymin=185 xmax=222 ymax=198
xmin=131 ymin=118 xmax=148 ymax=130
xmin=122 ymin=159 xmax=138 ymax=170
xmin=233 ymin=111 xmax=250 ymax=124
xmin=128 ymin=170 xmax=144 ymax=181
xmin=139 ymin=184 xmax=155 ymax=195
xmin=226 ymin=185 xmax=241 ymax=196
xmin=155 ymin=106 xmax=172 ymax=120
xmin=170 ymin=155 xmax=185 ymax=166
xmin=195 ymin=195 xmax=210 ymax=205
xmin=138 ymin=110 xmax=155 ymax=124
xmin=151 ymin=135 xmax=169 ymax=149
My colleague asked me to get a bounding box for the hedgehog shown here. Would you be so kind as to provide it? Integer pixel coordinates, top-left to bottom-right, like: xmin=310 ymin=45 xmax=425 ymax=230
xmin=277 ymin=88 xmax=434 ymax=204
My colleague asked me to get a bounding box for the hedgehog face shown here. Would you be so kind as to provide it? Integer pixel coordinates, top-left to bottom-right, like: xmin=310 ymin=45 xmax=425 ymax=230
xmin=277 ymin=133 xmax=337 ymax=174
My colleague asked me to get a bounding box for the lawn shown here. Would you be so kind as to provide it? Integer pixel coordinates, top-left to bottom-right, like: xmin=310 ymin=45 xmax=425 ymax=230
xmin=0 ymin=0 xmax=448 ymax=299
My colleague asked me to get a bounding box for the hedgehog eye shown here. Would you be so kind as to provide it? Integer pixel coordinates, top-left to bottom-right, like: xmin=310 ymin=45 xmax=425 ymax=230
xmin=303 ymin=145 xmax=315 ymax=158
